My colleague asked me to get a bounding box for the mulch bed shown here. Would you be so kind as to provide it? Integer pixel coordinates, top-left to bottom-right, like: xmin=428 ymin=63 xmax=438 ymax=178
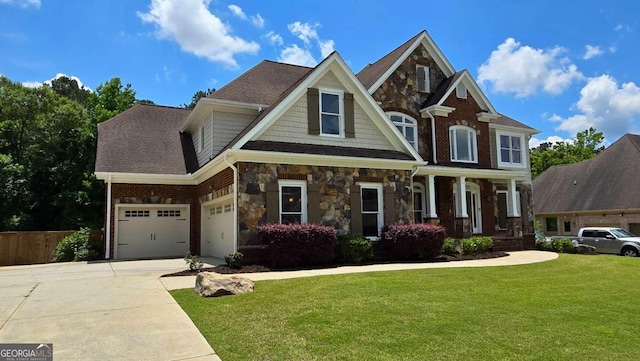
xmin=160 ymin=251 xmax=509 ymax=278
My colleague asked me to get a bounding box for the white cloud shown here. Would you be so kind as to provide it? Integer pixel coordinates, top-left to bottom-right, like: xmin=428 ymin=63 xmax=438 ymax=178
xmin=551 ymin=74 xmax=640 ymax=140
xmin=251 ymin=14 xmax=264 ymax=28
xmin=318 ymin=39 xmax=335 ymax=58
xmin=138 ymin=0 xmax=259 ymax=68
xmin=227 ymin=4 xmax=246 ymax=19
xmin=478 ymin=38 xmax=584 ymax=98
xmin=288 ymin=21 xmax=318 ymax=44
xmin=0 ymin=0 xmax=40 ymax=8
xmin=266 ymin=31 xmax=283 ymax=46
xmin=44 ymin=73 xmax=91 ymax=91
xmin=277 ymin=44 xmax=317 ymax=67
xmin=583 ymin=45 xmax=603 ymax=60
xmin=21 ymin=81 xmax=42 ymax=88
xmin=529 ymin=135 xmax=574 ymax=149
xmin=609 ymin=45 xmax=617 ymax=53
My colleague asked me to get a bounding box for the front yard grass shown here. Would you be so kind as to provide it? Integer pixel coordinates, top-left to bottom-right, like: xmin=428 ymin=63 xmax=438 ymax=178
xmin=171 ymin=254 xmax=640 ymax=360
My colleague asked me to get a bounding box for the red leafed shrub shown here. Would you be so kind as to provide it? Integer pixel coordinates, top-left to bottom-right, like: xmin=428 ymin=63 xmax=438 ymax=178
xmin=381 ymin=224 xmax=447 ymax=260
xmin=257 ymin=223 xmax=336 ymax=268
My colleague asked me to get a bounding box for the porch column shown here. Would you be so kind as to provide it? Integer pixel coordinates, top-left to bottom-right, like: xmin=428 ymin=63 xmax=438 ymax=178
xmin=507 ymin=179 xmax=520 ymax=217
xmin=426 ymin=174 xmax=438 ymax=218
xmin=455 ymin=176 xmax=468 ymax=218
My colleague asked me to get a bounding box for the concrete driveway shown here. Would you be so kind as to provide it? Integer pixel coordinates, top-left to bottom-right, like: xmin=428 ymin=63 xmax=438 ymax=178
xmin=0 ymin=258 xmax=223 ymax=361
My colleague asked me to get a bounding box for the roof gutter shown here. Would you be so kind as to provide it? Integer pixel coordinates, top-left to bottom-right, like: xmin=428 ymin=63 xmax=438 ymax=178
xmin=423 ymin=108 xmax=438 ymax=164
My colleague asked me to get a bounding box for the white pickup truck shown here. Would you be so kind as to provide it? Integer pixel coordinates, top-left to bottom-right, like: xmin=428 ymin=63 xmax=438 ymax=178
xmin=565 ymin=227 xmax=640 ymax=257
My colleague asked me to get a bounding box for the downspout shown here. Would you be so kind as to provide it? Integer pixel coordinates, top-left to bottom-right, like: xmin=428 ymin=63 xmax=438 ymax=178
xmin=105 ymin=174 xmax=112 ymax=259
xmin=223 ymin=153 xmax=239 ymax=254
xmin=425 ymin=109 xmax=438 ymax=164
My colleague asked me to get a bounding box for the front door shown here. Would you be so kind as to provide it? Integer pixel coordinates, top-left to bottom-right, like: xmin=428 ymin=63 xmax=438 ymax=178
xmin=497 ymin=192 xmax=508 ymax=230
xmin=466 ymin=186 xmax=482 ymax=234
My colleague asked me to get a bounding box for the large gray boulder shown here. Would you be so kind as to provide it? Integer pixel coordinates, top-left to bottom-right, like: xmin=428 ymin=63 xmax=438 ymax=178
xmin=576 ymin=244 xmax=597 ymax=255
xmin=195 ymin=272 xmax=254 ymax=297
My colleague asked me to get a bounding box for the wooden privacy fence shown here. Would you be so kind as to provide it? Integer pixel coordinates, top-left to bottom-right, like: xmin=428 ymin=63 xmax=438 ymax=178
xmin=0 ymin=230 xmax=103 ymax=266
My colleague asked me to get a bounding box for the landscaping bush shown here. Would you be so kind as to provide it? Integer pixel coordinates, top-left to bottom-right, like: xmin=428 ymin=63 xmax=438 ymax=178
xmin=537 ymin=238 xmax=576 ymax=253
xmin=442 ymin=237 xmax=458 ymax=255
xmin=184 ymin=252 xmax=204 ymax=272
xmin=381 ymin=224 xmax=446 ymax=260
xmin=335 ymin=235 xmax=373 ymax=264
xmin=257 ymin=223 xmax=336 ymax=268
xmin=460 ymin=236 xmax=493 ymax=255
xmin=52 ymin=228 xmax=102 ymax=262
xmin=224 ymin=252 xmax=244 ymax=269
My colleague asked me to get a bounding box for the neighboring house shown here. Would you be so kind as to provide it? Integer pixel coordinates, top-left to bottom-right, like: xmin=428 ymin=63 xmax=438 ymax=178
xmin=533 ymin=134 xmax=640 ymax=236
xmin=95 ymin=30 xmax=539 ymax=261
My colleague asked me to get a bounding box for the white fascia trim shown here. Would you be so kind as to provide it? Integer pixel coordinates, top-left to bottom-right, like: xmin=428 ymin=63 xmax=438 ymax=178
xmin=181 ymin=98 xmax=265 ymax=132
xmin=95 ymin=172 xmax=195 ymax=185
xmin=233 ymin=149 xmax=421 ymax=170
xmin=414 ymin=165 xmax=529 ymax=181
xmin=489 ymin=123 xmax=540 ymax=135
xmin=421 ymin=105 xmax=456 ymax=117
xmin=477 ymin=112 xmax=500 ymax=123
xmin=367 ymin=31 xmax=456 ymax=94
xmin=437 ymin=70 xmax=498 ymax=114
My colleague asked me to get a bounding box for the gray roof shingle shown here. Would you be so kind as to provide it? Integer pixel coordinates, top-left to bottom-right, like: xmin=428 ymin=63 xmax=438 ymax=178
xmin=533 ymin=134 xmax=640 ymax=213
xmin=96 ymin=104 xmax=193 ymax=175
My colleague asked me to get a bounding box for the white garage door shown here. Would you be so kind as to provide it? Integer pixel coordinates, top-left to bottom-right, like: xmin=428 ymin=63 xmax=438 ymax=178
xmin=117 ymin=206 xmax=189 ymax=259
xmin=202 ymin=203 xmax=235 ymax=258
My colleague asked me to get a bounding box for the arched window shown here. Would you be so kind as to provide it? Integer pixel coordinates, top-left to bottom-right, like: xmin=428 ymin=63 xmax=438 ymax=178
xmin=388 ymin=112 xmax=418 ymax=150
xmin=449 ymin=125 xmax=477 ymax=163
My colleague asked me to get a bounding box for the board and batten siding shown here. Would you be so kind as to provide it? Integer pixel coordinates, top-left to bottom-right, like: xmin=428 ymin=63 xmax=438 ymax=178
xmin=194 ymin=117 xmax=213 ymax=167
xmin=212 ymin=111 xmax=254 ymax=157
xmin=257 ymin=70 xmax=396 ymax=151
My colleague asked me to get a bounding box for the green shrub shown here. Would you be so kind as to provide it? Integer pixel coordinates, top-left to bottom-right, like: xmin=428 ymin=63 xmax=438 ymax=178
xmin=257 ymin=223 xmax=336 ymax=268
xmin=550 ymin=238 xmax=576 ymax=254
xmin=335 ymin=235 xmax=373 ymax=264
xmin=184 ymin=252 xmax=204 ymax=272
xmin=460 ymin=236 xmax=493 ymax=255
xmin=52 ymin=228 xmax=101 ymax=262
xmin=535 ymin=239 xmax=550 ymax=251
xmin=224 ymin=252 xmax=244 ymax=269
xmin=442 ymin=237 xmax=458 ymax=255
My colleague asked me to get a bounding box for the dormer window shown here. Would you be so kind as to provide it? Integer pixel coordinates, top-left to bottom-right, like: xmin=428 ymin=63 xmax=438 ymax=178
xmin=456 ymin=83 xmax=467 ymax=99
xmin=388 ymin=112 xmax=418 ymax=150
xmin=449 ymin=125 xmax=477 ymax=163
xmin=320 ymin=90 xmax=343 ymax=137
xmin=416 ymin=65 xmax=430 ymax=93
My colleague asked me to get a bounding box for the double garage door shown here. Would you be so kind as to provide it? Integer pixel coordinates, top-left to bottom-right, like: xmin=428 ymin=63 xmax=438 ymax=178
xmin=202 ymin=202 xmax=235 ymax=259
xmin=116 ymin=206 xmax=189 ymax=259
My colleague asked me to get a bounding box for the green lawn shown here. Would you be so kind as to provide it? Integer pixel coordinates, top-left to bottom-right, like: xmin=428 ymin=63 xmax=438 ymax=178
xmin=171 ymin=254 xmax=640 ymax=361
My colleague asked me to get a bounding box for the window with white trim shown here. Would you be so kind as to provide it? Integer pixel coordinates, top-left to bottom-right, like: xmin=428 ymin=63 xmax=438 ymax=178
xmin=197 ymin=126 xmax=204 ymax=152
xmin=279 ymin=180 xmax=307 ymax=224
xmin=497 ymin=132 xmax=525 ymax=166
xmin=388 ymin=112 xmax=418 ymax=150
xmin=449 ymin=126 xmax=477 ymax=163
xmin=360 ymin=183 xmax=384 ymax=239
xmin=320 ymin=90 xmax=343 ymax=137
xmin=416 ymin=65 xmax=430 ymax=92
xmin=413 ymin=184 xmax=426 ymax=223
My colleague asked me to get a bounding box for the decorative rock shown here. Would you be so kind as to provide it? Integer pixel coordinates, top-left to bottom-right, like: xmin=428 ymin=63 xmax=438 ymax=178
xmin=195 ymin=272 xmax=254 ymax=297
xmin=576 ymin=244 xmax=597 ymax=255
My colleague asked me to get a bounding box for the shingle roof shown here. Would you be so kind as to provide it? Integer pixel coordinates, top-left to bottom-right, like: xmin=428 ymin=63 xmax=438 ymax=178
xmin=208 ymin=60 xmax=313 ymax=106
xmin=356 ymin=32 xmax=422 ymax=90
xmin=243 ymin=141 xmax=414 ymax=161
xmin=493 ymin=114 xmax=537 ymax=132
xmin=533 ymin=134 xmax=640 ymax=213
xmin=96 ymin=104 xmax=193 ymax=175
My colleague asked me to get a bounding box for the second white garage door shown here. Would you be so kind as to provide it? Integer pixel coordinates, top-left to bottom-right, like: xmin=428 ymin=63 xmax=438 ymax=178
xmin=202 ymin=203 xmax=235 ymax=258
xmin=116 ymin=206 xmax=189 ymax=259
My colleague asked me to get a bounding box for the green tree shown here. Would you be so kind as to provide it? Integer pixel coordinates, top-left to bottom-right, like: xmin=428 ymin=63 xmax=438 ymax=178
xmin=87 ymin=77 xmax=137 ymax=123
xmin=47 ymin=75 xmax=91 ymax=106
xmin=182 ymin=88 xmax=215 ymax=109
xmin=530 ymin=127 xmax=605 ymax=178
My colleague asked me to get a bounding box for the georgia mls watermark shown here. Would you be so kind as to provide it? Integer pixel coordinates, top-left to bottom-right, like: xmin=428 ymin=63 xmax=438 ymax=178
xmin=0 ymin=344 xmax=52 ymax=361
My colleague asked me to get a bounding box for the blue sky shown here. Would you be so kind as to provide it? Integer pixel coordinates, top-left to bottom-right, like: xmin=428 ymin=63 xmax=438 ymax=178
xmin=1 ymin=0 xmax=639 ymax=147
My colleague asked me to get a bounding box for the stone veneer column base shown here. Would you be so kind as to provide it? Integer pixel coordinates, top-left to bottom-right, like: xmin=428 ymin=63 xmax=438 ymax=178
xmin=507 ymin=217 xmax=523 ymax=238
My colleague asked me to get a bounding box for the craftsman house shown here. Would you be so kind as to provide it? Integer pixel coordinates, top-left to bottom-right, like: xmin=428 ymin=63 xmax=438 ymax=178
xmin=534 ymin=134 xmax=640 ymax=236
xmin=95 ymin=30 xmax=538 ymax=260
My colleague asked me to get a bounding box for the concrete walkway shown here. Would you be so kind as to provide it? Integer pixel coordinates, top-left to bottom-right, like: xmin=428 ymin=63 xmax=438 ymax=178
xmin=0 ymin=259 xmax=223 ymax=361
xmin=161 ymin=250 xmax=559 ymax=290
xmin=0 ymin=251 xmax=558 ymax=361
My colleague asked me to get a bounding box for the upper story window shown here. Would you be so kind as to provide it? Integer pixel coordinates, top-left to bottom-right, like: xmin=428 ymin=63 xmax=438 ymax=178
xmin=320 ymin=90 xmax=343 ymax=137
xmin=279 ymin=180 xmax=307 ymax=224
xmin=449 ymin=126 xmax=477 ymax=163
xmin=456 ymin=83 xmax=467 ymax=99
xmin=388 ymin=112 xmax=418 ymax=150
xmin=497 ymin=132 xmax=525 ymax=167
xmin=416 ymin=65 xmax=430 ymax=93
xmin=197 ymin=126 xmax=204 ymax=152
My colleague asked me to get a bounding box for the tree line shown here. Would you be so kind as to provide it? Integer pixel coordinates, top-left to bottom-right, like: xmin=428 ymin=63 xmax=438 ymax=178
xmin=0 ymin=75 xmax=213 ymax=232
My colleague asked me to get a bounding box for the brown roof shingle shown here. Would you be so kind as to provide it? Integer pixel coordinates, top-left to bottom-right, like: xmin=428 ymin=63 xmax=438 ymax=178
xmin=533 ymin=134 xmax=640 ymax=213
xmin=208 ymin=60 xmax=313 ymax=106
xmin=493 ymin=114 xmax=537 ymax=132
xmin=96 ymin=104 xmax=193 ymax=175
